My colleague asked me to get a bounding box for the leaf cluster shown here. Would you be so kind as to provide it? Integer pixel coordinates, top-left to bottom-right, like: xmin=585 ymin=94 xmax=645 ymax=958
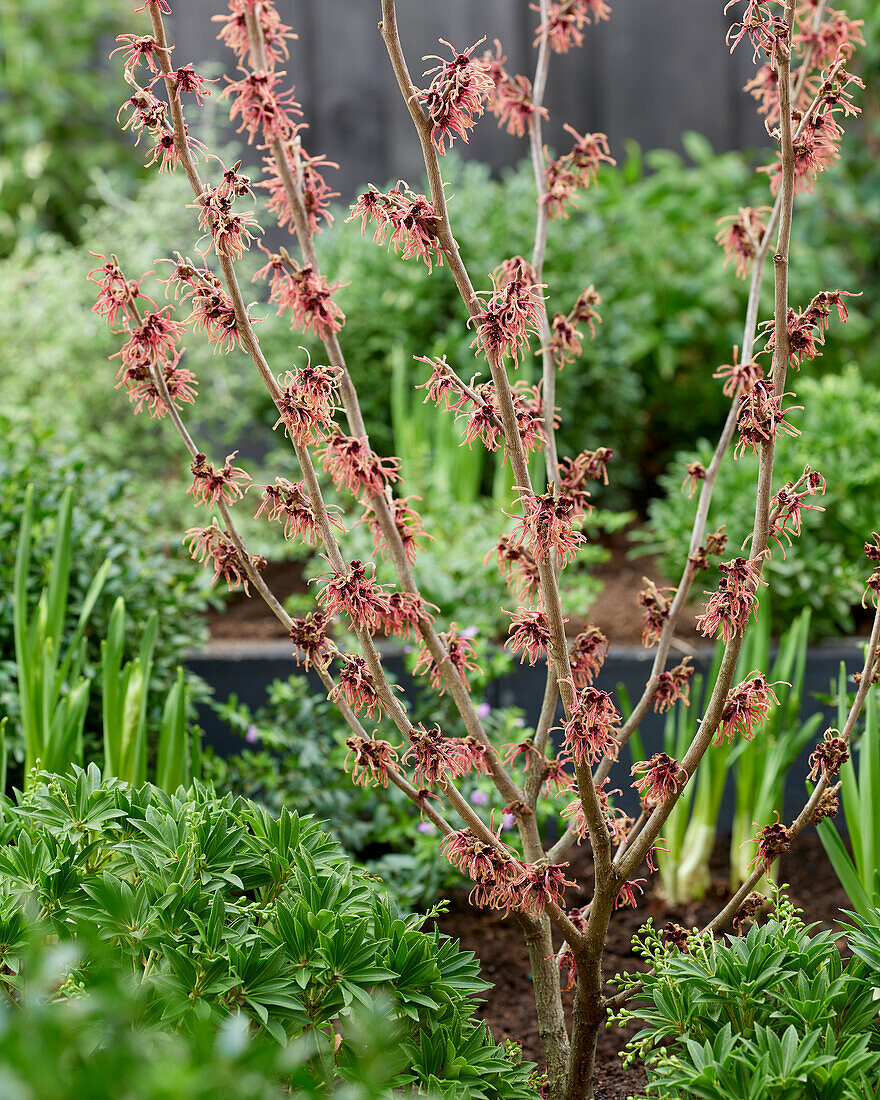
xmin=0 ymin=418 xmax=211 ymax=765
xmin=614 ymin=895 xmax=880 ymax=1099
xmin=0 ymin=765 xmax=536 ymax=1097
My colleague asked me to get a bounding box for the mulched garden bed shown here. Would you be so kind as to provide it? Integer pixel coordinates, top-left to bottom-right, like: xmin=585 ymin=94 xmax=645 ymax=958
xmin=435 ymin=831 xmax=848 ymax=1099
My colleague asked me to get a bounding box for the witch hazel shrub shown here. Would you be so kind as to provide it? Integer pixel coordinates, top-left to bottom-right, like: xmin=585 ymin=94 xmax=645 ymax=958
xmin=86 ymin=1 xmax=877 ymax=1096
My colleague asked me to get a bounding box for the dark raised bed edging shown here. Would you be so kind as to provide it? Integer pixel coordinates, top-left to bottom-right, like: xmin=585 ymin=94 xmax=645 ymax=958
xmin=187 ymin=639 xmax=868 ymax=823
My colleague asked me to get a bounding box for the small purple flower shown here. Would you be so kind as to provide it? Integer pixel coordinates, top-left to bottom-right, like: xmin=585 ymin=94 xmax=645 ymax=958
xmin=513 ymin=717 xmax=526 ymax=728
xmin=477 ymin=701 xmax=492 ymax=720
xmin=469 ymin=789 xmax=489 ymax=806
xmin=417 ymin=821 xmax=437 ymax=835
xmin=460 ymin=625 xmax=480 ymax=639
xmin=245 ymin=724 xmax=260 ymax=744
xmin=501 ymin=812 xmax=516 ymax=831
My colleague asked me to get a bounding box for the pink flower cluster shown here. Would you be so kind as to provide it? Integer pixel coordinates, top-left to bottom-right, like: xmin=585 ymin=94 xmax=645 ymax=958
xmin=413 ymin=623 xmax=482 ymax=695
xmin=255 ymin=252 xmax=345 ymax=339
xmin=478 ymin=42 xmax=548 ymax=138
xmin=735 ymin=379 xmax=801 ymax=458
xmin=697 ymin=555 xmax=767 ymax=642
xmin=255 ymin=477 xmax=343 ymax=544
xmin=223 ymin=67 xmax=303 ymax=145
xmin=470 ymin=266 xmax=544 ymax=367
xmin=509 ymin=488 xmax=584 ymax=568
xmin=547 ymin=286 xmax=603 ymax=368
xmin=345 ymin=735 xmax=398 ymax=787
xmin=715 ymin=206 xmax=771 ymax=279
xmin=533 ymin=0 xmax=611 ymax=54
xmin=717 ymin=672 xmax=782 ymax=743
xmin=184 ymin=521 xmax=257 ymax=593
xmin=347 ymin=185 xmax=444 ymax=271
xmin=560 ymin=686 xmax=621 ymax=766
xmin=258 ymin=145 xmax=339 ymax=236
xmin=631 ymin=752 xmax=683 ymax=808
xmin=188 ymin=451 xmax=250 ymax=507
xmin=542 ymin=127 xmax=615 ymax=220
xmin=273 ymin=363 xmax=342 ymax=445
xmin=213 ymin=0 xmax=296 ymax=71
xmin=419 ymin=38 xmax=494 ymax=153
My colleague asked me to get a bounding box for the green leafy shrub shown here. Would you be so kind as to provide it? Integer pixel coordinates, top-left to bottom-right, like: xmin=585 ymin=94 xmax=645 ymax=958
xmin=0 ymin=419 xmax=210 ymax=759
xmin=0 ymin=933 xmax=414 ymax=1099
xmin=0 ymin=0 xmax=145 ymax=257
xmin=614 ymin=893 xmax=880 ymax=1099
xmin=636 ymin=367 xmax=880 ymax=636
xmin=0 ymin=765 xmax=537 ymax=1098
xmin=204 ymin=653 xmax=548 ymax=912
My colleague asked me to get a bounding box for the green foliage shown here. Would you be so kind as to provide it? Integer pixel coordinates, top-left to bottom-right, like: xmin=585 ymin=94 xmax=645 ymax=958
xmin=638 ymin=367 xmax=880 ymax=636
xmin=613 ymin=893 xmax=880 ymax=1099
xmin=0 ymin=766 xmax=537 ymax=1098
xmin=13 ymin=486 xmax=111 ymax=779
xmin=203 ymin=656 xmax=541 ymax=913
xmin=728 ymin=604 xmax=821 ymax=890
xmin=10 ymin=484 xmax=202 ymax=792
xmin=0 ymin=419 xmax=210 ymax=764
xmin=0 ymin=0 xmax=146 ymax=256
xmin=815 ymin=673 xmax=880 ymax=915
xmin=203 ymin=676 xmax=450 ymax=912
xmin=0 ymin=938 xmax=412 ymax=1099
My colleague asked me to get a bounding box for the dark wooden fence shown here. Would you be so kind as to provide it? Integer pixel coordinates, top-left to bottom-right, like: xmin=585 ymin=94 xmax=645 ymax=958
xmin=168 ymin=0 xmax=768 ymax=197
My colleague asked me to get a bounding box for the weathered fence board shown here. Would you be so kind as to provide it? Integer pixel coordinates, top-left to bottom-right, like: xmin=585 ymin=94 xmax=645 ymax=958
xmin=168 ymin=0 xmax=769 ymax=196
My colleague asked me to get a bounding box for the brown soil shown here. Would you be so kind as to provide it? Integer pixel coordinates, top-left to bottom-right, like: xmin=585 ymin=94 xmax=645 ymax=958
xmin=205 ymin=530 xmax=700 ymax=647
xmin=434 ymin=832 xmax=847 ymax=1100
xmin=207 ymin=560 xmax=309 ymax=640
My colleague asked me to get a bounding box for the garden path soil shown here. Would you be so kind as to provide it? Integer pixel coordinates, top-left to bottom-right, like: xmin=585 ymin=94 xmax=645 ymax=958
xmin=434 ymin=832 xmax=848 ymax=1099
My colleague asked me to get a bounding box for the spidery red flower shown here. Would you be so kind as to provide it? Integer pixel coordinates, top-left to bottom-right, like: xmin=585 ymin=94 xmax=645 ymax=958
xmin=289 ymin=611 xmax=333 ymax=669
xmin=88 ymin=254 xmax=154 ymax=325
xmin=314 ymin=559 xmax=392 ymax=632
xmin=418 ymin=38 xmax=494 ymax=153
xmin=504 ymin=608 xmax=555 ymax=666
xmin=517 ymin=861 xmax=576 ymax=916
xmin=320 ymin=435 xmax=401 ymax=500
xmin=213 ymin=0 xmax=296 ymax=70
xmin=273 ymin=363 xmax=342 ymax=445
xmin=749 ymin=813 xmax=791 ymax=873
xmin=188 ymin=451 xmax=250 ymax=508
xmin=508 ymin=488 xmax=584 ymax=568
xmin=631 ymin=752 xmax=684 ymax=808
xmin=344 ymin=735 xmax=398 ymax=787
xmin=255 ymin=478 xmax=343 ymax=544
xmin=697 ymin=556 xmax=767 ymax=643
xmin=413 ymin=623 xmax=482 ymax=695
xmin=568 ymin=627 xmax=609 ymax=689
xmin=808 ymin=728 xmax=849 ymax=781
xmin=331 ymin=655 xmax=384 ymax=720
xmin=715 ymin=207 xmax=771 ymax=278
xmin=402 ymin=724 xmax=467 ymax=788
xmin=653 ymin=658 xmax=694 ymax=713
xmin=559 ymin=685 xmax=621 ymax=766
xmin=223 ymin=68 xmax=303 ymax=145
xmin=347 ymin=184 xmax=444 ymax=271
xmin=184 ymin=522 xmax=253 ymax=593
